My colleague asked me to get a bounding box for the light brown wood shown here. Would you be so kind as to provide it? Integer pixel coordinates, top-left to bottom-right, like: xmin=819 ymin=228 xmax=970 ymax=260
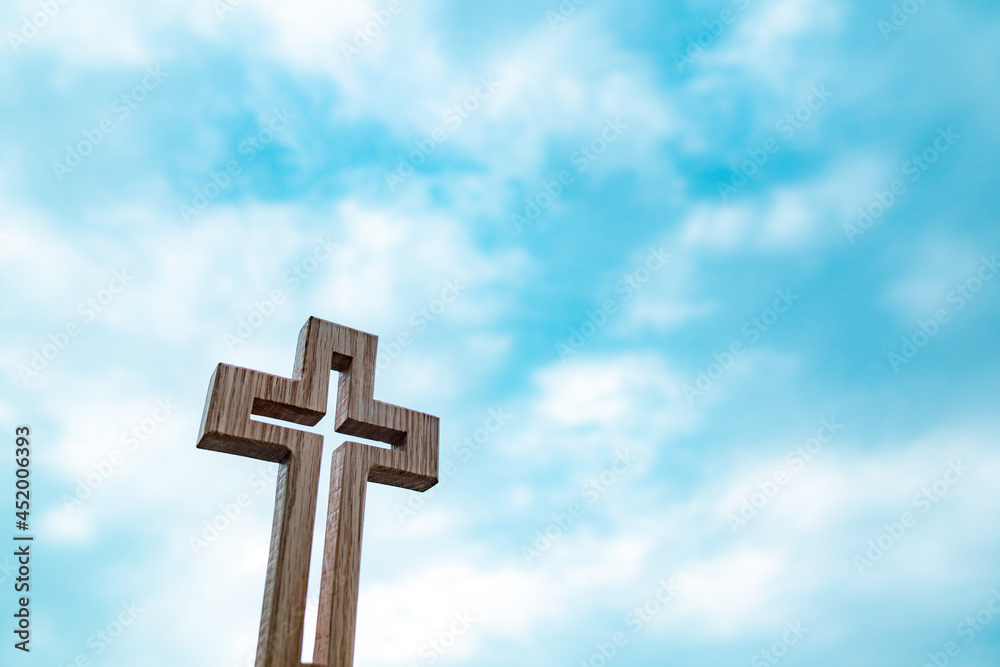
xmin=196 ymin=317 xmax=439 ymax=667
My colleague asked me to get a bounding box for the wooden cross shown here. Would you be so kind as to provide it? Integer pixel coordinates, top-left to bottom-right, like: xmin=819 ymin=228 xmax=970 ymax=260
xmin=196 ymin=317 xmax=439 ymax=667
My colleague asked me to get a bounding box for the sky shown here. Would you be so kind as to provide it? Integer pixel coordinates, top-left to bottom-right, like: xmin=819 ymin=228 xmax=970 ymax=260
xmin=2 ymin=0 xmax=1000 ymax=665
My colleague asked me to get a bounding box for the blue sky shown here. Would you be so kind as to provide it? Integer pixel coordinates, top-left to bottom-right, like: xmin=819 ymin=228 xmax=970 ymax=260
xmin=2 ymin=0 xmax=1000 ymax=665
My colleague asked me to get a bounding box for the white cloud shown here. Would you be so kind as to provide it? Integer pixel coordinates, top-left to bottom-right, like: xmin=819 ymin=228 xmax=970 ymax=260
xmin=3 ymin=0 xmax=207 ymax=65
xmin=6 ymin=0 xmax=679 ymax=216
xmin=252 ymin=5 xmax=678 ymax=195
xmin=669 ymin=547 xmax=788 ymax=637
xmin=38 ymin=504 xmax=96 ymax=544
xmin=0 ymin=200 xmax=100 ymax=312
xmin=711 ymin=0 xmax=846 ymax=89
xmin=468 ymin=422 xmax=1000 ymax=649
xmin=307 ymin=199 xmax=527 ymax=332
xmin=678 ymin=157 xmax=885 ymax=252
xmin=624 ymin=295 xmax=716 ymax=332
xmin=504 ymin=353 xmax=699 ymax=465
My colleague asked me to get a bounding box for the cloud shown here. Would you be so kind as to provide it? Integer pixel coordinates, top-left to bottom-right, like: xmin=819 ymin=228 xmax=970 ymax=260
xmin=711 ymin=0 xmax=846 ymax=89
xmin=500 ymin=353 xmax=699 ymax=466
xmin=679 ymin=156 xmax=885 ymax=252
xmin=253 ymin=4 xmax=678 ymax=198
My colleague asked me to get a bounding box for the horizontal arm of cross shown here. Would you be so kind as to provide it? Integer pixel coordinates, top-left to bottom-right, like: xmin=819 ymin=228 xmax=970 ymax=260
xmin=196 ymin=316 xmax=438 ymax=487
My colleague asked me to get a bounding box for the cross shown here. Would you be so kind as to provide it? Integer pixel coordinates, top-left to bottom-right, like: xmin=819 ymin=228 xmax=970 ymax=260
xmin=196 ymin=317 xmax=439 ymax=667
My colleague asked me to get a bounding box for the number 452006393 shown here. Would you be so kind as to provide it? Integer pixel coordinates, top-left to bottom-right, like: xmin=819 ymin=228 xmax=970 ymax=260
xmin=15 ymin=426 xmax=30 ymax=530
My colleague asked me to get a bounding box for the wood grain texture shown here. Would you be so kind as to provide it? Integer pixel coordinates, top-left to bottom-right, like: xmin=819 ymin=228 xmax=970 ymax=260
xmin=196 ymin=317 xmax=439 ymax=667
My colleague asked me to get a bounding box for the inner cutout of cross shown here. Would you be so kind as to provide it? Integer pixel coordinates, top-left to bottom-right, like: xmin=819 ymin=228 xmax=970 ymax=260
xmin=196 ymin=317 xmax=439 ymax=667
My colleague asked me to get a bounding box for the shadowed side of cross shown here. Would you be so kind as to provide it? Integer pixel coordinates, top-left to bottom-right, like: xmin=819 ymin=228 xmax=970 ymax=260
xmin=196 ymin=316 xmax=439 ymax=667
